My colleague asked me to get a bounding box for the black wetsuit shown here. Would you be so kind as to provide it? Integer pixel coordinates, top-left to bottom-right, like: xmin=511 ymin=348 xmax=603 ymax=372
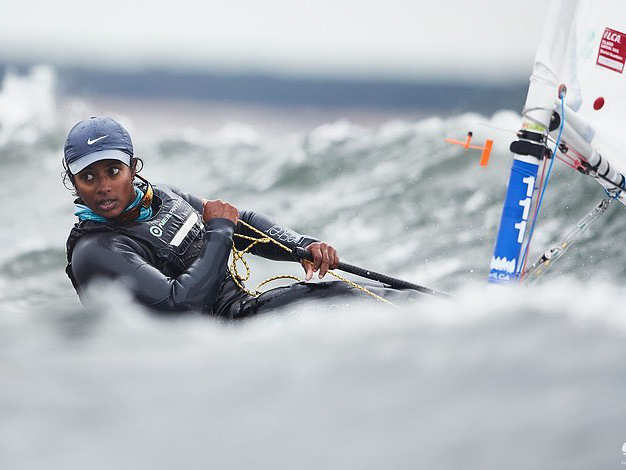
xmin=66 ymin=183 xmax=409 ymax=318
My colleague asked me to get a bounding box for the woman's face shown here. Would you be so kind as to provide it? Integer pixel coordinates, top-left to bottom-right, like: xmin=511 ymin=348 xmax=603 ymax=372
xmin=73 ymin=159 xmax=136 ymax=219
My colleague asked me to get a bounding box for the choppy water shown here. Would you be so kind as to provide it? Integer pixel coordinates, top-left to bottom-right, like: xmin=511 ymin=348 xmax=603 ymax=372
xmin=2 ymin=67 xmax=626 ymax=470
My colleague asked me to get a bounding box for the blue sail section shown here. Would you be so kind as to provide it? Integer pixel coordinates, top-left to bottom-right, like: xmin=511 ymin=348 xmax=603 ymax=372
xmin=489 ymin=158 xmax=539 ymax=283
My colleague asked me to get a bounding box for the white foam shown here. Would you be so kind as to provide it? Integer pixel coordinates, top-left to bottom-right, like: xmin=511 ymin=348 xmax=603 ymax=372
xmin=0 ymin=65 xmax=57 ymax=146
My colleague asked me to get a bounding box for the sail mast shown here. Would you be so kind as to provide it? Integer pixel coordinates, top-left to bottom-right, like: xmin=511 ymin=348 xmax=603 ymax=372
xmin=489 ymin=0 xmax=579 ymax=283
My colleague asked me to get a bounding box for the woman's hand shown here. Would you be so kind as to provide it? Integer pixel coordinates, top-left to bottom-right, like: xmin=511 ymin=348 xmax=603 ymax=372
xmin=202 ymin=199 xmax=239 ymax=225
xmin=301 ymin=242 xmax=339 ymax=280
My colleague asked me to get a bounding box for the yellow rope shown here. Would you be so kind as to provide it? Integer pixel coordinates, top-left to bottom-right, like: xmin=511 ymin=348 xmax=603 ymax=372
xmin=228 ymin=219 xmax=395 ymax=306
xmin=325 ymin=270 xmax=394 ymax=306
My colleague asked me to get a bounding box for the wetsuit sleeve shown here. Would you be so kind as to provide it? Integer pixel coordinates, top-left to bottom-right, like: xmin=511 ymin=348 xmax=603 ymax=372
xmin=71 ymin=218 xmax=235 ymax=313
xmin=234 ymin=210 xmax=318 ymax=261
xmin=166 ymin=184 xmax=205 ymax=213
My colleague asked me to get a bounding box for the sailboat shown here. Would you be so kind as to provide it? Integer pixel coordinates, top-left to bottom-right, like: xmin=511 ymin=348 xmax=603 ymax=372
xmin=489 ymin=0 xmax=626 ymax=283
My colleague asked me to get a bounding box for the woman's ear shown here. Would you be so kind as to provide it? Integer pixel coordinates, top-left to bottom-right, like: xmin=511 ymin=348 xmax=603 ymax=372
xmin=63 ymin=170 xmax=76 ymax=193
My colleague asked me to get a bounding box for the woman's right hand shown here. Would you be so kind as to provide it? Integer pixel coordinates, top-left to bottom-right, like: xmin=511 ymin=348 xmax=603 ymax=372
xmin=202 ymin=199 xmax=239 ymax=225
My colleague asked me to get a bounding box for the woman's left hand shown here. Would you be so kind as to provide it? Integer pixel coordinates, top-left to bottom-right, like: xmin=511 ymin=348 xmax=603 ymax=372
xmin=301 ymin=242 xmax=339 ymax=280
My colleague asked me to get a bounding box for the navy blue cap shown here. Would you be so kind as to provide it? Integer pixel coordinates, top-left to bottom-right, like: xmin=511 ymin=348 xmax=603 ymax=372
xmin=64 ymin=117 xmax=133 ymax=174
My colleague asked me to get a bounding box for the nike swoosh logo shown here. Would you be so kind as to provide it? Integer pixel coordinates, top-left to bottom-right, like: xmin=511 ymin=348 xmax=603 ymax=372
xmin=87 ymin=135 xmax=108 ymax=145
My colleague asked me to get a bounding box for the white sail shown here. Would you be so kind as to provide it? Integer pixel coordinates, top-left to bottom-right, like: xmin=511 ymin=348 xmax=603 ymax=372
xmin=489 ymin=0 xmax=626 ymax=282
xmin=529 ymin=0 xmax=626 ymax=175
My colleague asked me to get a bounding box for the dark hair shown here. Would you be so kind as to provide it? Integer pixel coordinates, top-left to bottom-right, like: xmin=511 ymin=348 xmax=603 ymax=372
xmin=61 ymin=156 xmax=144 ymax=196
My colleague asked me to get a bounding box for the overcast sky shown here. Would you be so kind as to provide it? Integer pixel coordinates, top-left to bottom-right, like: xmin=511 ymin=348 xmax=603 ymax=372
xmin=0 ymin=0 xmax=545 ymax=81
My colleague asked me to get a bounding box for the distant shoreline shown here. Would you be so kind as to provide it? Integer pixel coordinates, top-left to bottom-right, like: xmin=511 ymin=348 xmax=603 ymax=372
xmin=1 ymin=62 xmax=527 ymax=115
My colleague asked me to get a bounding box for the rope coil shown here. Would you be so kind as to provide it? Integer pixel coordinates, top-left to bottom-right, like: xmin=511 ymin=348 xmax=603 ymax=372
xmin=229 ymin=219 xmax=394 ymax=305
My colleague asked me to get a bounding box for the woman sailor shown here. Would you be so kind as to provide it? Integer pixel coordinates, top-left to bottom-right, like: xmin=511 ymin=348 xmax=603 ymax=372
xmin=63 ymin=116 xmax=360 ymax=318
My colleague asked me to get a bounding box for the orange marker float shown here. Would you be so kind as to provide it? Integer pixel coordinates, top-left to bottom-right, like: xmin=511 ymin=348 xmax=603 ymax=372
xmin=445 ymin=131 xmax=493 ymax=166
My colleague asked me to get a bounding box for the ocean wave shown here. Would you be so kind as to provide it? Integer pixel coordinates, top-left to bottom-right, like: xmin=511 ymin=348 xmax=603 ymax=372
xmin=1 ymin=62 xmax=623 ymax=470
xmin=0 ymin=65 xmax=58 ymax=148
xmin=0 ymin=248 xmax=66 ymax=278
xmin=2 ymin=276 xmax=625 ymax=470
